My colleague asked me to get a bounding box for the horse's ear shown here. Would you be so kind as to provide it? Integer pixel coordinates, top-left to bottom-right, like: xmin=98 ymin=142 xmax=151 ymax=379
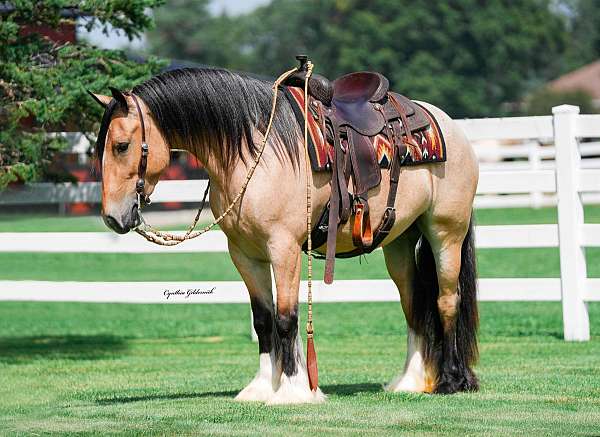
xmin=87 ymin=91 xmax=112 ymax=108
xmin=108 ymin=87 xmax=128 ymax=110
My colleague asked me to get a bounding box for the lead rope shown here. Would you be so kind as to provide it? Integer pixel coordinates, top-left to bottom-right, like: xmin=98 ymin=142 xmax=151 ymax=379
xmin=134 ymin=66 xmax=299 ymax=245
xmin=303 ymin=61 xmax=319 ymax=392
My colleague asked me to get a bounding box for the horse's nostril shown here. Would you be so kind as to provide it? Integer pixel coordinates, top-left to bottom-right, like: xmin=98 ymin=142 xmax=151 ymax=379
xmin=103 ymin=215 xmax=128 ymax=234
xmin=104 ymin=215 xmax=118 ymax=228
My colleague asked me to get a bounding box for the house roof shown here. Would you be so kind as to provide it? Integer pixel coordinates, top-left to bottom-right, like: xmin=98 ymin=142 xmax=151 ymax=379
xmin=548 ymin=60 xmax=600 ymax=100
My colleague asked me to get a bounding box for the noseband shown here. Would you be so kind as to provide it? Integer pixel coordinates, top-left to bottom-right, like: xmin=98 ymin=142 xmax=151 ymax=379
xmin=128 ymin=93 xmax=151 ymax=206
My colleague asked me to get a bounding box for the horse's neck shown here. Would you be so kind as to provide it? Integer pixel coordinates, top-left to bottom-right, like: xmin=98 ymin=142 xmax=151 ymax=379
xmin=179 ymin=136 xmax=311 ymax=216
xmin=179 ymin=144 xmax=251 ymax=205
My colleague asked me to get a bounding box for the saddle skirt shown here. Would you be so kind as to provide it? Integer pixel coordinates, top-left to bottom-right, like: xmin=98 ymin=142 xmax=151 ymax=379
xmin=286 ymin=86 xmax=446 ymax=172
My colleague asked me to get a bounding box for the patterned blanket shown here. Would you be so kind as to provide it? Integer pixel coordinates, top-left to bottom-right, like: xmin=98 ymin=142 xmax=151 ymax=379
xmin=285 ymin=86 xmax=446 ymax=172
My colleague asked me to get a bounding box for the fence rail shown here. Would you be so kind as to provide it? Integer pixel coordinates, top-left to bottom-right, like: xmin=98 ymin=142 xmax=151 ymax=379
xmin=1 ymin=105 xmax=599 ymax=340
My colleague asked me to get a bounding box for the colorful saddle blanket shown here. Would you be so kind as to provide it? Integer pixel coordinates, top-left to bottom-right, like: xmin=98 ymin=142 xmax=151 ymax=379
xmin=286 ymin=86 xmax=446 ymax=171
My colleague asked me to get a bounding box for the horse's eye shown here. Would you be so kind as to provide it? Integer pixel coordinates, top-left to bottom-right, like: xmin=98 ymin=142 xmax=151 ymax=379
xmin=115 ymin=142 xmax=129 ymax=154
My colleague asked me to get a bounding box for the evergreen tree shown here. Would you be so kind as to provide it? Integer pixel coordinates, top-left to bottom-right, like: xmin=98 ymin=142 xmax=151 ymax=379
xmin=0 ymin=1 xmax=166 ymax=189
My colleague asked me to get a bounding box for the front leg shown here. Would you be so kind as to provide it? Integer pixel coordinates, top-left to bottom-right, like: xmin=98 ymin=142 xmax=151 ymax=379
xmin=267 ymin=238 xmax=325 ymax=405
xmin=229 ymin=242 xmax=281 ymax=402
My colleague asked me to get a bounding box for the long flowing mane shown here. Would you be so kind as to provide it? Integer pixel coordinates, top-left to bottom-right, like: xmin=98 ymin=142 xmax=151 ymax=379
xmin=97 ymin=67 xmax=301 ymax=168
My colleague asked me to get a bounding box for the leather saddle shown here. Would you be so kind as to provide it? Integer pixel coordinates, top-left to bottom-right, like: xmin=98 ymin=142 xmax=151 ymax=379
xmin=284 ymin=56 xmax=431 ymax=283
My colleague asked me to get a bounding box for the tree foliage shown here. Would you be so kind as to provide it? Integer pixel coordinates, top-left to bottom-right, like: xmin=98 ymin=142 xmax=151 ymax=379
xmin=149 ymin=0 xmax=568 ymax=117
xmin=559 ymin=0 xmax=600 ymax=72
xmin=147 ymin=0 xmax=242 ymax=68
xmin=524 ymin=88 xmax=596 ymax=115
xmin=0 ymin=1 xmax=166 ymax=189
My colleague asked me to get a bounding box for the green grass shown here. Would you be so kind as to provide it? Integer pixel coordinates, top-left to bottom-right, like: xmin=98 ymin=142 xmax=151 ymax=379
xmin=0 ymin=301 xmax=599 ymax=435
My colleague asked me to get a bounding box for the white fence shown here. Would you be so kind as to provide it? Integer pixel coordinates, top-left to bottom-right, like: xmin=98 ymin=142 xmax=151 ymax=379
xmin=1 ymin=105 xmax=599 ymax=340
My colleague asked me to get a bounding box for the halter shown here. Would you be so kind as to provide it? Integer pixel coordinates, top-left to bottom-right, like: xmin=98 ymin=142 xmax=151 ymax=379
xmin=128 ymin=93 xmax=151 ymax=206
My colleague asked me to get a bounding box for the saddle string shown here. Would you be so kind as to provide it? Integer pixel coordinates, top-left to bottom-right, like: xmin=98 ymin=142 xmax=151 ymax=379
xmin=133 ymin=66 xmax=300 ymax=245
xmin=303 ymin=61 xmax=319 ymax=392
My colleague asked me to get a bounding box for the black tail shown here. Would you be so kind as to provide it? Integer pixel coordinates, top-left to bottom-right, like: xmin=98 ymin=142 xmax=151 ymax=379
xmin=411 ymin=216 xmax=479 ymax=393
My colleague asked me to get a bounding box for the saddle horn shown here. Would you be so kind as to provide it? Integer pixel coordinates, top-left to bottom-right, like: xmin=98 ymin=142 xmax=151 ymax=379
xmin=283 ymin=55 xmax=334 ymax=106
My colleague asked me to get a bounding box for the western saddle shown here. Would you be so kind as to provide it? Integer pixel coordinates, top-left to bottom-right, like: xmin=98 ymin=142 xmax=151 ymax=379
xmin=284 ymin=56 xmax=431 ymax=283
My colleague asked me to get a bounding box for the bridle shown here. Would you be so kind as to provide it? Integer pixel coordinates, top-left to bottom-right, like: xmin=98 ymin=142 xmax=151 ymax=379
xmin=128 ymin=92 xmax=151 ymax=206
xmin=124 ymin=91 xmax=211 ymax=231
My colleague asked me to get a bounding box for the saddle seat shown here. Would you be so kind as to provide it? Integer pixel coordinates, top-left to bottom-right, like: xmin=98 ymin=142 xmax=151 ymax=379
xmin=330 ymin=72 xmax=389 ymax=136
xmin=333 ymin=71 xmax=389 ymax=103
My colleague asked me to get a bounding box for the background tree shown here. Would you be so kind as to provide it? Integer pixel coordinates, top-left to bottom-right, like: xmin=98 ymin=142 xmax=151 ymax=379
xmin=559 ymin=0 xmax=600 ymax=72
xmin=148 ymin=0 xmax=568 ymax=117
xmin=0 ymin=1 xmax=166 ymax=190
xmin=147 ymin=0 xmax=245 ymax=68
xmin=524 ymin=88 xmax=595 ymax=115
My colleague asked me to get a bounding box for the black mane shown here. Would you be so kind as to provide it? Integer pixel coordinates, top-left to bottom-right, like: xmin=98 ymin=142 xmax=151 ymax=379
xmin=96 ymin=68 xmax=300 ymax=169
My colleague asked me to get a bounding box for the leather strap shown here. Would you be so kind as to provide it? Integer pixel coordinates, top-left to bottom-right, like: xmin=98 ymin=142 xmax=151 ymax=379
xmin=389 ymin=93 xmax=421 ymax=159
xmin=324 ymin=121 xmax=343 ymax=284
xmin=129 ymin=93 xmax=150 ymax=202
xmin=337 ymin=128 xmax=351 ymax=223
xmin=359 ymin=94 xmax=407 ymax=249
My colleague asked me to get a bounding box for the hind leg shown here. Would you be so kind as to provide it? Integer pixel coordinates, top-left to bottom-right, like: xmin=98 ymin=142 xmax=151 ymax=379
xmin=425 ymin=221 xmax=478 ymax=394
xmin=383 ymin=228 xmax=436 ymax=393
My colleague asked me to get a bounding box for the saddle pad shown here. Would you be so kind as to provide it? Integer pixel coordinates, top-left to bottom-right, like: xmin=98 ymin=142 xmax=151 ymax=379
xmin=285 ymin=86 xmax=446 ymax=171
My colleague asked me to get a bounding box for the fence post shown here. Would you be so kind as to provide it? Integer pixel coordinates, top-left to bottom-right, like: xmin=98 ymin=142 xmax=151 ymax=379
xmin=552 ymin=104 xmax=590 ymax=341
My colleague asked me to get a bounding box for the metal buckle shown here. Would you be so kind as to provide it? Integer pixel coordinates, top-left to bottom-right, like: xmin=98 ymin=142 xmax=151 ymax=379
xmin=135 ymin=178 xmax=145 ymax=194
xmin=380 ymin=207 xmax=396 ymax=234
xmin=141 ymin=143 xmax=149 ymax=156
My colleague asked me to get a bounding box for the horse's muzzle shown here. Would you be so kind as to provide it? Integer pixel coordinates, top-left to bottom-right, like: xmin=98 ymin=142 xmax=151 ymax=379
xmin=103 ymin=204 xmax=140 ymax=234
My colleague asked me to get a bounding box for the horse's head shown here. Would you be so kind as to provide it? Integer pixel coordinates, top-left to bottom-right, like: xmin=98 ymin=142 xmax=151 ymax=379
xmin=89 ymin=88 xmax=170 ymax=234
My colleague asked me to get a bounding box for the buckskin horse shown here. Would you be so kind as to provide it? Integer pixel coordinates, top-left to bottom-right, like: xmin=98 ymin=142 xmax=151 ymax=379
xmin=89 ymin=60 xmax=479 ymax=405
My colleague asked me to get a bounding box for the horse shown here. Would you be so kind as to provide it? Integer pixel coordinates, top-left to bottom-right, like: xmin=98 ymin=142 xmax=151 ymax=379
xmin=89 ymin=66 xmax=479 ymax=405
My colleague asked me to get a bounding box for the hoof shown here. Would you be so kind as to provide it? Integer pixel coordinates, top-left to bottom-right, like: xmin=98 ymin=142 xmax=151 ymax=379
xmin=266 ymin=376 xmax=326 ymax=405
xmin=434 ymin=370 xmax=478 ymax=394
xmin=385 ymin=374 xmax=427 ymax=393
xmin=235 ymin=378 xmax=277 ymax=402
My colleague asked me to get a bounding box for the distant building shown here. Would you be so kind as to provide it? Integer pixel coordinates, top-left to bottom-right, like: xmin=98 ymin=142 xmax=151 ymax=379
xmin=0 ymin=5 xmax=81 ymax=43
xmin=547 ymin=60 xmax=600 ymax=109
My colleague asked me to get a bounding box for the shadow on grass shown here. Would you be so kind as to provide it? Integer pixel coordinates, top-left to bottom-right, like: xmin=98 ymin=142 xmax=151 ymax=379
xmin=95 ymin=383 xmax=382 ymax=405
xmin=320 ymin=383 xmax=382 ymax=396
xmin=96 ymin=390 xmax=238 ymax=405
xmin=0 ymin=335 xmax=126 ymax=363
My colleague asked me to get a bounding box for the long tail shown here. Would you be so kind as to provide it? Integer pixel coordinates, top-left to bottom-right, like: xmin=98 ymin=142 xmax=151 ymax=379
xmin=411 ymin=215 xmax=479 ymax=391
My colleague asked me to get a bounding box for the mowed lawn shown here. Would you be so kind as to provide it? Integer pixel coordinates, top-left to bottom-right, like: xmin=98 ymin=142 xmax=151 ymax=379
xmin=0 ymin=302 xmax=599 ymax=435
xmin=0 ymin=207 xmax=600 ymax=435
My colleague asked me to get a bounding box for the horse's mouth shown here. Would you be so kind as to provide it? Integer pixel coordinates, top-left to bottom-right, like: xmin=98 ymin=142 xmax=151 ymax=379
xmin=102 ymin=204 xmax=140 ymax=234
xmin=103 ymin=214 xmax=130 ymax=234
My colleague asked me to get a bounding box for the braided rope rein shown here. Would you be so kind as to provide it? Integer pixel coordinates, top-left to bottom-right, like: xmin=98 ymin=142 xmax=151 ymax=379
xmin=134 ymin=66 xmax=300 ymax=245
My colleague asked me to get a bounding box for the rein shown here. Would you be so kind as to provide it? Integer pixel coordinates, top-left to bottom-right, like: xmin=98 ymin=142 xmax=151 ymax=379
xmin=127 ymin=64 xmax=320 ymax=391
